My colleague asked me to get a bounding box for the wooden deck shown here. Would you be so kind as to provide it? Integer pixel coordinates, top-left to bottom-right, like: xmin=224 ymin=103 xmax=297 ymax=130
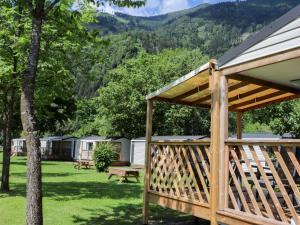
xmin=146 ymin=140 xmax=300 ymax=225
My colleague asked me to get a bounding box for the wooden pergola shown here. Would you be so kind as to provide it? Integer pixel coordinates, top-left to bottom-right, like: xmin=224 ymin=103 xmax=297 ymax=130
xmin=143 ymin=4 xmax=300 ymax=225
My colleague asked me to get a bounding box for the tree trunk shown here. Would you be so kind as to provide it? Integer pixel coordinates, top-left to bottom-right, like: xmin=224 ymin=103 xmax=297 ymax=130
xmin=1 ymin=88 xmax=14 ymax=192
xmin=1 ymin=55 xmax=18 ymax=192
xmin=1 ymin=94 xmax=9 ymax=192
xmin=21 ymin=15 xmax=44 ymax=225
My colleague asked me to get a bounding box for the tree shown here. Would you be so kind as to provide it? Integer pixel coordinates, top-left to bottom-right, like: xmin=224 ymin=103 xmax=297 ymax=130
xmin=0 ymin=3 xmax=28 ymax=192
xmin=246 ymin=100 xmax=300 ymax=138
xmin=9 ymin=1 xmax=146 ymax=224
xmin=97 ymin=49 xmax=210 ymax=139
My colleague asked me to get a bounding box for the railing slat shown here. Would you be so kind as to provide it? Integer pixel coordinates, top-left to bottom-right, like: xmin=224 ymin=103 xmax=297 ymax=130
xmin=150 ymin=140 xmax=300 ymax=225
xmin=228 ymin=161 xmax=252 ymax=213
xmin=274 ymin=147 xmax=300 ymax=205
xmin=182 ymin=147 xmax=204 ymax=202
xmin=239 ymin=146 xmax=275 ymax=219
xmin=177 ymin=145 xmax=197 ymax=201
xmin=230 ymin=147 xmax=263 ymax=216
xmin=149 ymin=142 xmax=211 ymax=206
xmin=249 ymin=146 xmax=288 ymax=223
xmin=189 ymin=146 xmax=210 ymax=203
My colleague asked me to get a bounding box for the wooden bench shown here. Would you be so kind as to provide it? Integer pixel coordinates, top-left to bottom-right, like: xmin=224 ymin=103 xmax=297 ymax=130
xmin=74 ymin=160 xmax=95 ymax=169
xmin=74 ymin=150 xmax=94 ymax=169
xmin=107 ymin=167 xmax=140 ymax=183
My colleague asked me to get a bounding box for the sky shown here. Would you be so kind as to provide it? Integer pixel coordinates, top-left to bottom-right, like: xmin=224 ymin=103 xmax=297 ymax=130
xmin=100 ymin=0 xmax=234 ymax=17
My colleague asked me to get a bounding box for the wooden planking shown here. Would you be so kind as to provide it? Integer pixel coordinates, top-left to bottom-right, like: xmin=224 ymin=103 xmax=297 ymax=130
xmin=217 ymin=209 xmax=289 ymax=225
xmin=149 ymin=140 xmax=211 ymax=145
xmin=153 ymin=96 xmax=211 ymax=109
xmin=229 ymin=86 xmax=270 ymax=103
xmin=226 ymin=139 xmax=300 ymax=145
xmin=172 ymin=83 xmax=209 ymax=101
xmin=149 ymin=192 xmax=211 ymax=221
xmin=157 ymin=71 xmax=210 ymax=99
xmin=152 ymin=71 xmax=299 ymax=112
xmin=230 ymin=92 xmax=294 ymax=111
xmin=228 ymin=74 xmax=300 ymax=95
xmin=238 ymin=93 xmax=299 ymax=112
xmin=189 ymin=80 xmax=246 ymax=105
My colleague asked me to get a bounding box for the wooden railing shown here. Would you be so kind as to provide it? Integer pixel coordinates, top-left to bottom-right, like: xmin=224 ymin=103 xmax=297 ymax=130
xmin=225 ymin=140 xmax=300 ymax=225
xmin=149 ymin=140 xmax=211 ymax=206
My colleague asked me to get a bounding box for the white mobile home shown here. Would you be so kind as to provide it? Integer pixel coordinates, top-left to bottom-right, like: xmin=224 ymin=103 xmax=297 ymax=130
xmin=11 ymin=138 xmax=27 ymax=156
xmin=130 ymin=136 xmax=207 ymax=166
xmin=78 ymin=136 xmax=131 ymax=165
xmin=40 ymin=136 xmax=78 ymax=161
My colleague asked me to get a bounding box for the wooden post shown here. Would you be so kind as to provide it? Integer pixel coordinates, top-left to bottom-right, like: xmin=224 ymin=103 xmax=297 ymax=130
xmin=210 ymin=63 xmax=228 ymax=225
xmin=143 ymin=100 xmax=153 ymax=225
xmin=237 ymin=112 xmax=243 ymax=139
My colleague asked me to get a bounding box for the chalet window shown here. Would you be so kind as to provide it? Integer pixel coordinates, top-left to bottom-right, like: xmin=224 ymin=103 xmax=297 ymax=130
xmin=87 ymin=142 xmax=93 ymax=151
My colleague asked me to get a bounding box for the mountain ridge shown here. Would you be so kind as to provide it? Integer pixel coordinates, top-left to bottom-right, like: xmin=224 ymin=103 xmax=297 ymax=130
xmin=80 ymin=0 xmax=300 ymax=97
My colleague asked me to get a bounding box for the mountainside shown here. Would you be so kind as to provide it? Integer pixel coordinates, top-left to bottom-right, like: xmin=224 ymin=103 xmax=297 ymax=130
xmin=78 ymin=0 xmax=300 ymax=98
xmin=93 ymin=0 xmax=299 ymax=35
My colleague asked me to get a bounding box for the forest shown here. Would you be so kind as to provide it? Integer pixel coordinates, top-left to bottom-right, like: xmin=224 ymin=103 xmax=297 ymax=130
xmin=1 ymin=0 xmax=300 ymax=144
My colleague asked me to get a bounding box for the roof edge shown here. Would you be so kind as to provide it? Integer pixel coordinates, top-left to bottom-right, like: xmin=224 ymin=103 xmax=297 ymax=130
xmin=146 ymin=62 xmax=210 ymax=100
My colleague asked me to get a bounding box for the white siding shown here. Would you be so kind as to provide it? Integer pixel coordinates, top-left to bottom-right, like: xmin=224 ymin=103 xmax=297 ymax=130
xmin=131 ymin=141 xmax=146 ymax=165
xmin=222 ymin=17 xmax=300 ymax=68
xmin=116 ymin=138 xmax=130 ymax=162
xmin=73 ymin=140 xmax=81 ymax=160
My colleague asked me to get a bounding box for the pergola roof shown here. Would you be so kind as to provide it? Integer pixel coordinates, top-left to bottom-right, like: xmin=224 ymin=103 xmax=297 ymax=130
xmin=147 ymin=5 xmax=300 ymax=112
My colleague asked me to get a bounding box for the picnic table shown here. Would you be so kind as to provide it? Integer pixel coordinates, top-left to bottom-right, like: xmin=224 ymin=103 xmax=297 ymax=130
xmin=74 ymin=160 xmax=94 ymax=169
xmin=107 ymin=167 xmax=140 ymax=183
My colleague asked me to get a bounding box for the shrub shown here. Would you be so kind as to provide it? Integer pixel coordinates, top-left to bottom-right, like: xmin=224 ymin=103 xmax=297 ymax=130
xmin=93 ymin=142 xmax=118 ymax=172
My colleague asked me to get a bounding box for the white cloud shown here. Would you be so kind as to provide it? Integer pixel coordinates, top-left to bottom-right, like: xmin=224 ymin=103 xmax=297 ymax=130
xmin=98 ymin=0 xmax=190 ymax=17
xmin=99 ymin=0 xmax=232 ymax=17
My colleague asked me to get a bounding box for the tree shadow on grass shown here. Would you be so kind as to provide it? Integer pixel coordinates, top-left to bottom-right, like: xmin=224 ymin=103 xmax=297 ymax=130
xmin=72 ymin=204 xmax=209 ymax=225
xmin=3 ymin=180 xmax=143 ymax=201
xmin=0 ymin=160 xmax=62 ymax=166
xmin=11 ymin=172 xmax=79 ymax=178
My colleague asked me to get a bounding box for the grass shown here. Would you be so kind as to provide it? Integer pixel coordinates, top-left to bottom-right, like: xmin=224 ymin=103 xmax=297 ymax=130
xmin=0 ymin=152 xmax=202 ymax=225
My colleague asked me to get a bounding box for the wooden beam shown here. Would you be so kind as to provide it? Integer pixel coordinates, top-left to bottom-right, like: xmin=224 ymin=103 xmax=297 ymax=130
xmin=217 ymin=209 xmax=288 ymax=225
xmin=239 ymin=94 xmax=300 ymax=112
xmin=153 ymin=96 xmax=211 ymax=109
xmin=143 ymin=100 xmax=153 ymax=225
xmin=219 ymin=74 xmax=229 ymax=211
xmin=229 ymin=91 xmax=287 ymax=110
xmin=229 ymin=86 xmax=270 ymax=103
xmin=192 ymin=95 xmax=211 ymax=105
xmin=149 ymin=192 xmax=211 ymax=221
xmin=191 ymin=81 xmax=249 ymax=105
xmin=228 ymin=74 xmax=300 ymax=95
xmin=222 ymin=47 xmax=300 ymax=76
xmin=210 ymin=66 xmax=228 ymax=224
xmin=236 ymin=112 xmax=243 ymax=139
xmin=172 ymin=83 xmax=209 ymax=101
xmin=228 ymin=81 xmax=250 ymax=91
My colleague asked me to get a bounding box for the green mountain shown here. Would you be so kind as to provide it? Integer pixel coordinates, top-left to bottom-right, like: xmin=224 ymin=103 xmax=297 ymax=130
xmin=78 ymin=0 xmax=299 ymax=98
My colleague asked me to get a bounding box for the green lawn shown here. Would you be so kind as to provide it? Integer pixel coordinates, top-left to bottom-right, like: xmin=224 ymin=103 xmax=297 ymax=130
xmin=0 ymin=152 xmax=198 ymax=225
